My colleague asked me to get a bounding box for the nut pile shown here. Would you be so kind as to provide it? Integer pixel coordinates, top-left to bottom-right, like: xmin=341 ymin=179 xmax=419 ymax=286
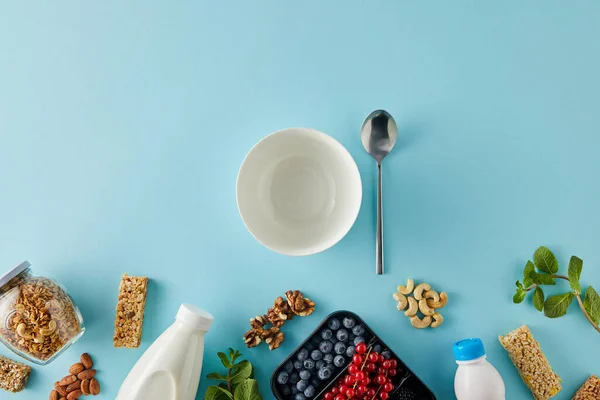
xmin=392 ymin=279 xmax=448 ymax=329
xmin=50 ymin=353 xmax=100 ymax=399
xmin=0 ymin=274 xmax=82 ymax=361
xmin=244 ymin=290 xmax=315 ymax=350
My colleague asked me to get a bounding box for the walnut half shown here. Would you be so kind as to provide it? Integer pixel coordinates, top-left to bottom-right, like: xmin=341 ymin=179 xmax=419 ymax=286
xmin=285 ymin=290 xmax=316 ymax=317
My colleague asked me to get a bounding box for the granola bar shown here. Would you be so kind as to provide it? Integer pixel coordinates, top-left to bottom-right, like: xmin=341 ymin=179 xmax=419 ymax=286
xmin=572 ymin=375 xmax=600 ymax=400
xmin=499 ymin=325 xmax=561 ymax=399
xmin=0 ymin=355 xmax=32 ymax=392
xmin=113 ymin=274 xmax=148 ymax=348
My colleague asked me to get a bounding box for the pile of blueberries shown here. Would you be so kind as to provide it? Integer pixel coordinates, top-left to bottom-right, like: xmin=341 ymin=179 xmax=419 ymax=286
xmin=275 ymin=316 xmax=390 ymax=400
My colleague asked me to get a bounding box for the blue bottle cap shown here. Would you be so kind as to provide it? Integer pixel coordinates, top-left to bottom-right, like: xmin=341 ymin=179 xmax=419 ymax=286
xmin=453 ymin=338 xmax=485 ymax=361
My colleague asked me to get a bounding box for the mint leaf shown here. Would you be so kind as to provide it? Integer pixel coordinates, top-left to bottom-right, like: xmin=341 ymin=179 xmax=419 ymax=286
xmin=204 ymin=386 xmax=233 ymax=400
xmin=230 ymin=360 xmax=253 ymax=384
xmin=530 ymin=271 xmax=556 ymax=286
xmin=533 ymin=287 xmax=545 ymax=312
xmin=207 ymin=372 xmax=228 ymax=381
xmin=534 ymin=246 xmax=559 ymax=274
xmin=523 ymin=261 xmax=535 ymax=287
xmin=516 ymin=281 xmax=523 ymax=289
xmin=568 ymin=256 xmax=583 ymax=293
xmin=584 ymin=286 xmax=600 ymax=325
xmin=544 ymin=293 xmax=574 ymax=318
xmin=218 ymin=352 xmax=232 ymax=369
xmin=234 ymin=379 xmax=262 ymax=400
xmin=513 ymin=289 xmax=526 ymax=304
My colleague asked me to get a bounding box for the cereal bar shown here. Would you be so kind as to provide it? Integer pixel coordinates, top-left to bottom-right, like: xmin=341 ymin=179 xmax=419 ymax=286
xmin=0 ymin=355 xmax=32 ymax=392
xmin=499 ymin=325 xmax=561 ymax=399
xmin=572 ymin=375 xmax=600 ymax=400
xmin=113 ymin=274 xmax=149 ymax=348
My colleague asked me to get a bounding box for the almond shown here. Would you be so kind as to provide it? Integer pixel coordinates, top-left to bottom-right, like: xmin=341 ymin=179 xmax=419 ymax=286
xmin=80 ymin=353 xmax=93 ymax=369
xmin=68 ymin=363 xmax=85 ymax=375
xmin=50 ymin=390 xmax=59 ymax=400
xmin=89 ymin=378 xmax=100 ymax=395
xmin=77 ymin=369 xmax=96 ymax=380
xmin=67 ymin=389 xmax=82 ymax=400
xmin=66 ymin=380 xmax=81 ymax=393
xmin=54 ymin=382 xmax=68 ymax=396
xmin=59 ymin=375 xmax=77 ymax=386
xmin=80 ymin=379 xmax=90 ymax=395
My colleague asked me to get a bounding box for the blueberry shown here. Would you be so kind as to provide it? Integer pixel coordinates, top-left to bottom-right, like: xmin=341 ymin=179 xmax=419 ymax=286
xmin=317 ymin=367 xmax=332 ymax=380
xmin=346 ymin=345 xmax=356 ymax=358
xmin=297 ymin=379 xmax=309 ymax=392
xmin=319 ymin=341 xmax=333 ymax=354
xmin=311 ymin=349 xmax=323 ymax=361
xmin=353 ymin=336 xmax=365 ymax=346
xmin=352 ymin=325 xmax=365 ymax=336
xmin=343 ymin=317 xmax=356 ymax=329
xmin=382 ymin=350 xmax=392 ymax=360
xmin=323 ymin=353 xmax=334 ymax=363
xmin=303 ymin=359 xmax=315 ymax=370
xmin=292 ymin=386 xmax=299 ymax=394
xmin=373 ymin=344 xmax=382 ymax=354
xmin=321 ymin=329 xmax=333 ymax=340
xmin=297 ymin=348 xmax=309 ymax=361
xmin=333 ymin=355 xmax=345 ymax=368
xmin=315 ymin=360 xmax=325 ymax=369
xmin=299 ymin=369 xmax=311 ymax=380
xmin=294 ymin=360 xmax=303 ymax=370
xmin=327 ymin=318 xmax=341 ymax=330
xmin=290 ymin=372 xmax=300 ymax=384
xmin=334 ymin=342 xmax=346 ymax=355
xmin=310 ymin=377 xmax=319 ymax=387
xmin=304 ymin=385 xmax=316 ymax=398
xmin=277 ymin=371 xmax=290 ymax=384
xmin=336 ymin=329 xmax=349 ymax=342
xmin=284 ymin=361 xmax=294 ymax=373
xmin=282 ymin=386 xmax=292 ymax=396
xmin=295 ymin=393 xmax=307 ymax=400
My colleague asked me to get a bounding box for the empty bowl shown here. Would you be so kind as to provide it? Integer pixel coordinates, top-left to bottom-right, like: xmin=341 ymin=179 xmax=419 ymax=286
xmin=237 ymin=128 xmax=362 ymax=256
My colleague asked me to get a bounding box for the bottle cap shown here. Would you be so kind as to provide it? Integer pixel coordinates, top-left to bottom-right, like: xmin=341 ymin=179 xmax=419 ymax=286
xmin=453 ymin=338 xmax=485 ymax=361
xmin=176 ymin=304 xmax=214 ymax=331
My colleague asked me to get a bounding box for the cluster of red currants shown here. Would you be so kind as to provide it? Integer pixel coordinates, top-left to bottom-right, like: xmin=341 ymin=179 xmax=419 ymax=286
xmin=322 ymin=342 xmax=399 ymax=400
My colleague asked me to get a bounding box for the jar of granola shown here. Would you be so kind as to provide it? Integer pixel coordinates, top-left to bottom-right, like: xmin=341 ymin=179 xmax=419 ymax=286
xmin=0 ymin=261 xmax=84 ymax=365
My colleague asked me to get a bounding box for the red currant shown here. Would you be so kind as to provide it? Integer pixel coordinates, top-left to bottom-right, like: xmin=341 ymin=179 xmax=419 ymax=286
xmin=356 ymin=342 xmax=367 ymax=354
xmin=377 ymin=367 xmax=387 ymax=375
xmin=375 ymin=374 xmax=387 ymax=385
xmin=335 ymin=395 xmax=345 ymax=400
xmin=379 ymin=392 xmax=389 ymax=400
xmin=353 ymin=354 xmax=364 ymax=365
xmin=365 ymin=362 xmax=376 ymax=372
xmin=355 ymin=371 xmax=365 ymax=381
xmin=324 ymin=393 xmax=334 ymax=400
xmin=360 ymin=377 xmax=370 ymax=386
xmin=388 ymin=368 xmax=398 ymax=377
xmin=382 ymin=360 xmax=391 ymax=369
xmin=366 ymin=389 xmax=376 ymax=397
xmin=332 ymin=387 xmax=339 ymax=394
xmin=344 ymin=375 xmax=354 ymax=385
xmin=368 ymin=353 xmax=379 ymax=362
xmin=345 ymin=388 xmax=355 ymax=398
xmin=378 ymin=354 xmax=385 ymax=363
xmin=357 ymin=385 xmax=368 ymax=395
xmin=339 ymin=385 xmax=348 ymax=393
xmin=348 ymin=364 xmax=359 ymax=375
xmin=383 ymin=383 xmax=394 ymax=392
xmin=389 ymin=359 xmax=398 ymax=369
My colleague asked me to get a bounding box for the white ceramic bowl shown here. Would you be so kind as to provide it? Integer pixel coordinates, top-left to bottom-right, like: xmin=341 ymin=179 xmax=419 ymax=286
xmin=237 ymin=128 xmax=362 ymax=256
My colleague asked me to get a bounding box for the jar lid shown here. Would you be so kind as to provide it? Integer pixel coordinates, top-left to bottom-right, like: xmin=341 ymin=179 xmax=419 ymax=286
xmin=0 ymin=261 xmax=30 ymax=288
xmin=176 ymin=304 xmax=214 ymax=331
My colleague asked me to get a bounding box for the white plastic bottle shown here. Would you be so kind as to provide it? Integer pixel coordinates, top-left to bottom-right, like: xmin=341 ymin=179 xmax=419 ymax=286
xmin=453 ymin=338 xmax=505 ymax=400
xmin=116 ymin=304 xmax=214 ymax=400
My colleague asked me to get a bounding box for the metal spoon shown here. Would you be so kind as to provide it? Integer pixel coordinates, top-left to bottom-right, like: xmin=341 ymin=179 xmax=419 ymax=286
xmin=361 ymin=110 xmax=398 ymax=275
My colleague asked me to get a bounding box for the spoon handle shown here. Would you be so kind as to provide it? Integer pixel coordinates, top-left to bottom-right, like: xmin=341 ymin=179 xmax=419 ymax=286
xmin=376 ymin=163 xmax=384 ymax=275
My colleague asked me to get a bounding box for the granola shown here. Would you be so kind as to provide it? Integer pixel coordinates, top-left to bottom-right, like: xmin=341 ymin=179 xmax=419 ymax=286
xmin=0 ymin=355 xmax=32 ymax=392
xmin=0 ymin=273 xmax=82 ymax=362
xmin=572 ymin=375 xmax=600 ymax=400
xmin=113 ymin=274 xmax=149 ymax=348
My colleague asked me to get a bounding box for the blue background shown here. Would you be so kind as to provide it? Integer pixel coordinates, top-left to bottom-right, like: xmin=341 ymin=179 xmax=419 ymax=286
xmin=1 ymin=1 xmax=599 ymax=399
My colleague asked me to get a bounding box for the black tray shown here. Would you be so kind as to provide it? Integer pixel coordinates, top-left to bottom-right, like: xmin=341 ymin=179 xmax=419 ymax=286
xmin=271 ymin=310 xmax=436 ymax=400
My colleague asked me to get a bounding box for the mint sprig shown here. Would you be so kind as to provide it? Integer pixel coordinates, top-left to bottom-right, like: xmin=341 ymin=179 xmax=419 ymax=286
xmin=513 ymin=246 xmax=600 ymax=334
xmin=204 ymin=348 xmax=262 ymax=400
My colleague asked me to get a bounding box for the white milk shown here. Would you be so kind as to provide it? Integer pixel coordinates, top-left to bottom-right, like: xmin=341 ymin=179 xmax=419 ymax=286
xmin=116 ymin=304 xmax=213 ymax=400
xmin=453 ymin=338 xmax=505 ymax=400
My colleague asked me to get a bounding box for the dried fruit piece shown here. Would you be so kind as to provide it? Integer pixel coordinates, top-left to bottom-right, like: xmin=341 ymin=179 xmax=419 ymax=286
xmin=80 ymin=353 xmax=93 ymax=369
xmin=81 ymin=379 xmax=90 ymax=395
xmin=68 ymin=363 xmax=84 ymax=375
xmin=77 ymin=369 xmax=96 ymax=381
xmin=59 ymin=375 xmax=77 ymax=386
xmin=89 ymin=378 xmax=100 ymax=395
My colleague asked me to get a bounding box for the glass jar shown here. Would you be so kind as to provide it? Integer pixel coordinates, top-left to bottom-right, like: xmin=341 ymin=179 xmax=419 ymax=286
xmin=0 ymin=261 xmax=85 ymax=365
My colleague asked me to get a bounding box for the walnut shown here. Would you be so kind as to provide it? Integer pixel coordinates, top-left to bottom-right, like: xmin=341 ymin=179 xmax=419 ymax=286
xmin=243 ymin=329 xmax=262 ymax=348
xmin=285 ymin=290 xmax=316 ymax=317
xmin=249 ymin=315 xmax=268 ymax=330
xmin=267 ymin=297 xmax=294 ymax=327
xmin=264 ymin=330 xmax=284 ymax=351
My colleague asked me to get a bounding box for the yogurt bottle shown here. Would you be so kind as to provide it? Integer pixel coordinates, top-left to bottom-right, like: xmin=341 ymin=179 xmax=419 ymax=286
xmin=116 ymin=304 xmax=213 ymax=400
xmin=453 ymin=338 xmax=505 ymax=400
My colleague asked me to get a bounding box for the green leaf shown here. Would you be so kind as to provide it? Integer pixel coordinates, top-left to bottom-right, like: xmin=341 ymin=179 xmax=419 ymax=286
xmin=544 ymin=292 xmax=574 ymax=318
xmin=230 ymin=360 xmax=253 ymax=384
xmin=218 ymin=352 xmax=232 ymax=369
xmin=533 ymin=287 xmax=545 ymax=312
xmin=523 ymin=261 xmax=535 ymax=287
xmin=516 ymin=281 xmax=523 ymax=290
xmin=534 ymin=246 xmax=559 ymax=274
xmin=530 ymin=271 xmax=556 ymax=286
xmin=233 ymin=379 xmax=262 ymax=400
xmin=568 ymin=256 xmax=583 ymax=293
xmin=204 ymin=386 xmax=233 ymax=400
xmin=513 ymin=289 xmax=526 ymax=304
xmin=207 ymin=372 xmax=228 ymax=381
xmin=583 ymin=286 xmax=600 ymax=325
xmin=232 ymin=349 xmax=242 ymax=364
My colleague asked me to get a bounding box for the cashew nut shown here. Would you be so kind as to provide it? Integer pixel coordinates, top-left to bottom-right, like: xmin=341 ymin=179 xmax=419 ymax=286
xmin=33 ymin=333 xmax=45 ymax=344
xmin=431 ymin=313 xmax=444 ymax=328
xmin=426 ymin=292 xmax=448 ymax=309
xmin=410 ymin=315 xmax=432 ymax=329
xmin=404 ymin=297 xmax=418 ymax=317
xmin=39 ymin=320 xmax=57 ymax=337
xmin=418 ymin=298 xmax=435 ymax=316
xmin=397 ymin=279 xmax=415 ymax=295
xmin=423 ymin=290 xmax=440 ymax=302
xmin=16 ymin=323 xmax=28 ymax=338
xmin=393 ymin=292 xmax=408 ymax=311
xmin=413 ymin=283 xmax=431 ymax=300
